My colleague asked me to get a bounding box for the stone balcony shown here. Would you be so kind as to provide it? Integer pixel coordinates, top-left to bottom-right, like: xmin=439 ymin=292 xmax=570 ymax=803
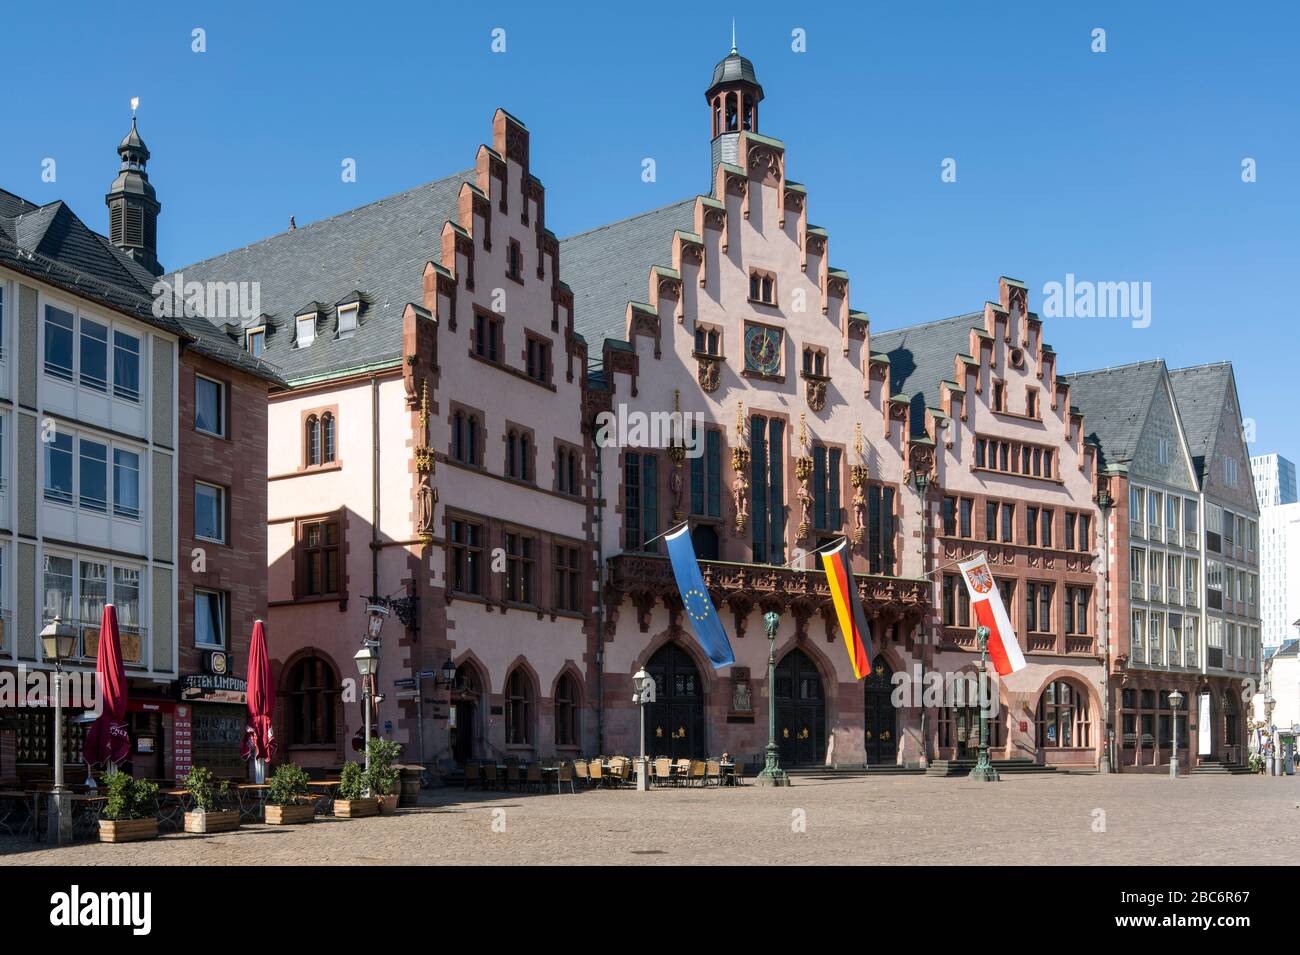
xmin=604 ymin=552 xmax=928 ymax=642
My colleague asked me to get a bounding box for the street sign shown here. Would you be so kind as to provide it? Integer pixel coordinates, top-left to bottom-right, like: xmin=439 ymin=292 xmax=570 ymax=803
xmin=393 ymin=678 xmax=417 ymax=690
xmin=418 ymin=670 xmax=438 ymax=679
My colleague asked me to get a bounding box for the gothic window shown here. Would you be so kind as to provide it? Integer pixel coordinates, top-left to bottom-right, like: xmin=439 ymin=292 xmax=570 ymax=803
xmin=750 ymin=415 xmax=786 ymax=564
xmin=624 ymin=452 xmax=659 ymax=551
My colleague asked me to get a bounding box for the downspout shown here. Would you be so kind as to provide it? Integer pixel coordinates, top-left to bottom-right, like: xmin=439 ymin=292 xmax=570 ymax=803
xmin=594 ymin=443 xmax=606 ymax=753
xmin=371 ymin=375 xmax=380 ymax=597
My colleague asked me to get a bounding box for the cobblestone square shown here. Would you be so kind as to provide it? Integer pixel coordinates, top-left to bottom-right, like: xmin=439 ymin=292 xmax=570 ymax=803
xmin=3 ymin=773 xmax=1296 ymax=866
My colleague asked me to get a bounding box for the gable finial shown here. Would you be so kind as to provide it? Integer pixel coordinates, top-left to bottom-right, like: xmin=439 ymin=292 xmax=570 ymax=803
xmin=731 ymin=18 xmax=737 ymax=54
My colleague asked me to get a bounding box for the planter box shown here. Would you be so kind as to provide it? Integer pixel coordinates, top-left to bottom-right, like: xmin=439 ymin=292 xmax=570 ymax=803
xmin=377 ymin=794 xmax=400 ymax=815
xmin=184 ymin=809 xmax=241 ymax=834
xmin=264 ymin=803 xmax=315 ymax=826
xmin=333 ymin=797 xmax=379 ymax=818
xmin=99 ymin=817 xmax=159 ymax=843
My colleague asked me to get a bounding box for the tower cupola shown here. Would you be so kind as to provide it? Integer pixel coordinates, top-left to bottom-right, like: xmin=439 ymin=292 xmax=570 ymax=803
xmin=706 ymin=30 xmax=763 ymax=177
xmin=105 ymin=106 xmax=163 ymax=277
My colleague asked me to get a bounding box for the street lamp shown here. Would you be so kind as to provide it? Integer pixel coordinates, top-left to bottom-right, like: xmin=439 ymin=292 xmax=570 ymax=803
xmin=440 ymin=656 xmax=458 ymax=689
xmin=354 ymin=644 xmax=379 ymax=782
xmin=968 ymin=625 xmax=1000 ymax=782
xmin=632 ymin=668 xmax=655 ymax=792
xmin=40 ymin=617 xmax=78 ymax=844
xmin=756 ymin=611 xmax=790 ymax=787
xmin=1168 ymin=689 xmax=1184 ymax=778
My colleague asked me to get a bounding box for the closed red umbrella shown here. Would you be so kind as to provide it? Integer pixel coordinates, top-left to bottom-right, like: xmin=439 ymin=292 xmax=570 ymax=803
xmin=84 ymin=604 xmax=130 ymax=769
xmin=241 ymin=619 xmax=276 ymax=778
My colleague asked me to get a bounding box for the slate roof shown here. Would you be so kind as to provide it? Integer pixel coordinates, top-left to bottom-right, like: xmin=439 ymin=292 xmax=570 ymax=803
xmin=560 ymin=199 xmax=697 ymax=354
xmin=173 ymin=170 xmax=473 ymax=385
xmin=0 ymin=186 xmax=283 ymax=385
xmin=1265 ymin=638 xmax=1297 ymax=660
xmin=869 ymin=312 xmax=986 ymax=438
xmin=1060 ymin=360 xmax=1166 ymax=470
xmin=1168 ymin=363 xmax=1234 ymax=484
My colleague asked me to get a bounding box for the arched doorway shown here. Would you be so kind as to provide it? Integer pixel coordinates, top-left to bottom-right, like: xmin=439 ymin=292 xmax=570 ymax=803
xmin=449 ymin=664 xmax=483 ymax=766
xmin=863 ymin=656 xmax=897 ymax=765
xmin=646 ymin=642 xmax=705 ymax=759
xmin=776 ymin=648 xmax=826 ymax=766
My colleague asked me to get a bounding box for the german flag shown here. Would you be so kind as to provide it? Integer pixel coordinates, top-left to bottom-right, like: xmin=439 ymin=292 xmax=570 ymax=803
xmin=821 ymin=539 xmax=873 ymax=680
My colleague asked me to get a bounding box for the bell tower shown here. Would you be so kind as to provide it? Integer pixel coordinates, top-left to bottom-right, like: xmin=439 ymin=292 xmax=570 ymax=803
xmin=105 ymin=102 xmax=163 ymax=277
xmin=706 ymin=28 xmax=763 ymax=178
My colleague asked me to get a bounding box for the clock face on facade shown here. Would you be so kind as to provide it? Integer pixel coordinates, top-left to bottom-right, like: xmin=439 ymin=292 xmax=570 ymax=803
xmin=744 ymin=323 xmax=782 ymax=376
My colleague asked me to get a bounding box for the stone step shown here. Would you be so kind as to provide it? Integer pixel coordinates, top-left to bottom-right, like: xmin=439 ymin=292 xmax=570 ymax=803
xmin=926 ymin=758 xmax=1059 ymax=777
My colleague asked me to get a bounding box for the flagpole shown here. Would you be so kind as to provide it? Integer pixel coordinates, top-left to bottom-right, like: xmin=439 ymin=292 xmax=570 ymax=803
xmin=776 ymin=536 xmax=851 ymax=569
xmin=639 ymin=519 xmax=691 ymax=551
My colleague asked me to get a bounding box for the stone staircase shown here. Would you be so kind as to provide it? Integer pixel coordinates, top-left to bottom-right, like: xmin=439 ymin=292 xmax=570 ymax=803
xmin=1191 ymin=756 xmax=1256 ymax=776
xmin=926 ymin=757 xmax=1058 ymax=777
xmin=784 ymin=763 xmax=925 ymax=779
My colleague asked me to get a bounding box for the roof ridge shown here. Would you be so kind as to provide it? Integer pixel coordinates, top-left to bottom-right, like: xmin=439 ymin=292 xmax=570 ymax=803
xmin=173 ymin=169 xmax=475 ymax=273
xmin=1062 ymin=358 xmax=1166 ymax=378
xmin=560 ymin=197 xmax=696 ymax=242
xmin=1168 ymin=361 xmax=1232 ymax=374
xmin=870 ymin=310 xmax=985 ymax=339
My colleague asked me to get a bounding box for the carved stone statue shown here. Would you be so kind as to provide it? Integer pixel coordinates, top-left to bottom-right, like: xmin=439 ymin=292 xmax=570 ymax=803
xmin=416 ymin=472 xmax=438 ymax=538
xmin=853 ymin=489 xmax=867 ymax=544
xmin=669 ymin=465 xmax=684 ymax=520
xmin=733 ymin=475 xmax=749 ymax=533
xmin=797 ymin=483 xmax=813 ymax=539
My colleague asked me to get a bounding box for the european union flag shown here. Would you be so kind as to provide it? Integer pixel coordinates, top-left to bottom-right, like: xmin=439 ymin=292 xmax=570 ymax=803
xmin=665 ymin=525 xmax=735 ymax=668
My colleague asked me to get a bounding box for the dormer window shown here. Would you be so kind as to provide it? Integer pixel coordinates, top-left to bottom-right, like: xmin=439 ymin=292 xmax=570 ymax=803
xmin=245 ymin=328 xmax=265 ymax=358
xmin=337 ymin=304 xmax=359 ymax=340
xmin=296 ymin=314 xmax=317 ymax=348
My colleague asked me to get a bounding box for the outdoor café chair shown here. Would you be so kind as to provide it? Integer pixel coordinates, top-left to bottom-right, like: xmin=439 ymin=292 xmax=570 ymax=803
xmin=673 ymin=758 xmax=690 ymax=783
xmin=706 ymin=759 xmax=722 ymax=786
xmin=573 ymin=759 xmax=589 ymax=786
xmin=729 ymin=761 xmax=744 ymax=786
xmin=557 ymin=762 xmax=576 ymax=795
xmin=506 ymin=764 xmax=523 ymax=791
xmin=654 ymin=757 xmax=673 ymax=786
xmin=525 ymin=763 xmax=542 ymax=793
xmin=482 ymin=763 xmax=499 ymax=791
xmin=588 ymin=759 xmax=604 ymax=788
xmin=689 ymin=759 xmax=707 ymax=787
xmin=464 ymin=762 xmax=481 ymax=790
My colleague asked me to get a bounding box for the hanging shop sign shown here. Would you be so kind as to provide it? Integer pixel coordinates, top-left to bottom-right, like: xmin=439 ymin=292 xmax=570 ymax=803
xmin=180 ymin=673 xmax=248 ymax=705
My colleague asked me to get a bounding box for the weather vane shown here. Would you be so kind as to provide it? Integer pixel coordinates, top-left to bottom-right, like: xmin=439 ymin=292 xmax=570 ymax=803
xmin=130 ymin=96 xmax=139 ymax=117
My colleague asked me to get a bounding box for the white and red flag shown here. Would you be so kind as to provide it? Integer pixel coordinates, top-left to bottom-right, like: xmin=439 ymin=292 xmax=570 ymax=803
xmin=957 ymin=554 xmax=1027 ymax=676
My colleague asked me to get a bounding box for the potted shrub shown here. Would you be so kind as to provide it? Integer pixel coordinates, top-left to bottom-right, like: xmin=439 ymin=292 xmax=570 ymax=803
xmin=333 ymin=762 xmax=378 ymax=818
xmin=366 ymin=738 xmax=402 ymax=814
xmin=264 ymin=763 xmax=315 ymax=825
xmin=182 ymin=766 xmax=239 ymax=833
xmin=98 ymin=769 xmax=160 ymax=843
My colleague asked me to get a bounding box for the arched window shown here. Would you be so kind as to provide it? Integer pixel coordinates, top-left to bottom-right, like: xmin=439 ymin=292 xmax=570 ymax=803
xmin=712 ymin=98 xmax=722 ymax=137
xmin=519 ymin=434 xmax=530 ymax=481
xmin=287 ymin=654 xmax=337 ymax=745
xmin=554 ymin=672 xmax=580 ymax=747
xmin=468 ymin=417 xmax=478 ymax=465
xmin=743 ymin=96 xmax=754 ymax=131
xmin=505 ymin=667 xmax=533 ymax=745
xmin=567 ymin=450 xmax=578 ymax=495
xmin=305 ymin=415 xmax=321 ymax=467
xmin=1037 ymin=680 xmax=1091 ymax=748
xmin=322 ymin=412 xmax=336 ymax=463
xmin=506 ymin=431 xmax=519 ymax=478
xmin=725 ymin=93 xmax=738 ymax=131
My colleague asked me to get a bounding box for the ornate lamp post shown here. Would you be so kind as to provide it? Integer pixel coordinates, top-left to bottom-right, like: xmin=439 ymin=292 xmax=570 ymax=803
xmin=968 ymin=625 xmax=1000 ymax=782
xmin=1168 ymin=688 xmax=1184 ymax=778
xmin=40 ymin=617 xmax=78 ymax=845
xmin=354 ymin=644 xmax=379 ymax=784
xmin=756 ymin=611 xmax=790 ymax=787
xmin=632 ymin=668 xmax=655 ymax=792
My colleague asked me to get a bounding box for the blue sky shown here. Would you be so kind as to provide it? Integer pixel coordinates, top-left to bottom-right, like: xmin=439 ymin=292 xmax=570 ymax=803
xmin=5 ymin=1 xmax=1297 ymax=458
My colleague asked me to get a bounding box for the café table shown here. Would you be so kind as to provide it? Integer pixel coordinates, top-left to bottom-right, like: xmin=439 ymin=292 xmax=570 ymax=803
xmin=0 ymin=790 xmax=28 ymax=836
xmin=306 ymin=780 xmax=339 ymax=815
xmin=157 ymin=788 xmax=192 ymax=830
xmin=539 ymin=765 xmax=561 ymax=794
xmin=236 ymin=783 xmax=270 ymax=823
